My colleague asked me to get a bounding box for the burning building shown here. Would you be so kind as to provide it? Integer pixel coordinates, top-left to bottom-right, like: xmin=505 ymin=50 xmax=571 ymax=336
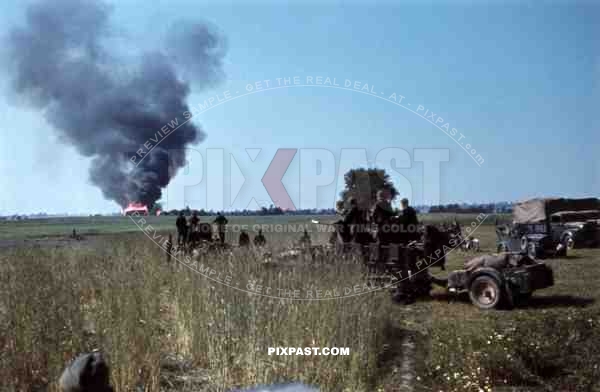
xmin=122 ymin=203 xmax=149 ymax=216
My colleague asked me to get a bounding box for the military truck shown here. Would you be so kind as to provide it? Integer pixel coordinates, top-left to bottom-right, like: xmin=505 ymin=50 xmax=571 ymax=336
xmin=496 ymin=197 xmax=600 ymax=258
xmin=550 ymin=209 xmax=600 ymax=249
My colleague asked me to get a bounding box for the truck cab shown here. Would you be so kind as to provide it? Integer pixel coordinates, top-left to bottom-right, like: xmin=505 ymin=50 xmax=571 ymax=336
xmin=496 ymin=197 xmax=600 ymax=258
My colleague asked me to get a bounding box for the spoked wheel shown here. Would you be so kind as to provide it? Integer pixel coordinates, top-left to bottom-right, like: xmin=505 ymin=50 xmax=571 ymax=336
xmin=469 ymin=275 xmax=502 ymax=310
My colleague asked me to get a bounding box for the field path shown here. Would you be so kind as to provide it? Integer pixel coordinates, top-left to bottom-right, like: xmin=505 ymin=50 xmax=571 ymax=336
xmin=398 ymin=333 xmax=416 ymax=391
xmin=382 ymin=300 xmax=435 ymax=392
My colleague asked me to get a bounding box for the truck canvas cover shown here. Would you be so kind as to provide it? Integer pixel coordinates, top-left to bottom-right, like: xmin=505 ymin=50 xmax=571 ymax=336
xmin=551 ymin=210 xmax=600 ymax=222
xmin=513 ymin=198 xmax=600 ymax=224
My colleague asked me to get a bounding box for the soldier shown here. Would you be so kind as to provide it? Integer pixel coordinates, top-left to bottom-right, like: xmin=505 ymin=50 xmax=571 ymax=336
xmin=188 ymin=211 xmax=200 ymax=246
xmin=371 ymin=189 xmax=395 ymax=270
xmin=369 ymin=194 xmax=414 ymax=305
xmin=213 ymin=212 xmax=228 ymax=245
xmin=333 ymin=198 xmax=356 ymax=255
xmin=299 ymin=228 xmax=313 ymax=260
xmin=343 ymin=198 xmax=370 ymax=262
xmin=400 ymin=198 xmax=420 ymax=243
xmin=300 ymin=228 xmax=311 ymax=247
xmin=254 ymin=229 xmax=266 ymax=247
xmin=71 ymin=228 xmax=82 ymax=241
xmin=239 ymin=230 xmax=250 ymax=247
xmin=176 ymin=211 xmax=188 ymax=246
xmin=397 ymin=198 xmax=432 ymax=303
xmin=372 ymin=190 xmax=395 ymax=237
xmin=190 ymin=210 xmax=200 ymax=227
xmin=328 ymin=217 xmax=341 ymax=248
xmin=335 ymin=200 xmax=345 ymax=215
xmin=343 ymin=198 xmax=359 ymax=235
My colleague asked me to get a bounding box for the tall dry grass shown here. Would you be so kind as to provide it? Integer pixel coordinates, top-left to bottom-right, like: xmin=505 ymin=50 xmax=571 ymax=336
xmin=0 ymin=234 xmax=396 ymax=392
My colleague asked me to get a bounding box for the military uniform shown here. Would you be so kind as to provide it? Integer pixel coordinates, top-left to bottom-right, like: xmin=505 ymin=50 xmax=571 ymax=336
xmin=213 ymin=213 xmax=228 ymax=244
xmin=254 ymin=230 xmax=266 ymax=247
xmin=188 ymin=213 xmax=200 ymax=246
xmin=300 ymin=230 xmax=311 ymax=247
xmin=344 ymin=203 xmax=370 ymax=262
xmin=371 ymin=198 xmax=395 ymax=270
xmin=176 ymin=214 xmax=188 ymax=245
xmin=401 ymin=206 xmax=419 ymax=243
xmin=396 ymin=201 xmax=428 ymax=303
xmin=239 ymin=230 xmax=250 ymax=247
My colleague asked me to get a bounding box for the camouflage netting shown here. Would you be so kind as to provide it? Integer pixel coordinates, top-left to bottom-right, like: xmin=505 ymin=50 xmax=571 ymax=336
xmin=512 ymin=198 xmax=600 ymax=224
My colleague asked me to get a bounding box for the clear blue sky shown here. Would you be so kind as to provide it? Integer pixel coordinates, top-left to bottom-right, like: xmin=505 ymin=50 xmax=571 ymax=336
xmin=0 ymin=0 xmax=597 ymax=214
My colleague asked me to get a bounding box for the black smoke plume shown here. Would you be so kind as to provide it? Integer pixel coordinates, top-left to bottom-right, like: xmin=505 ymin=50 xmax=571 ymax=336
xmin=4 ymin=0 xmax=226 ymax=208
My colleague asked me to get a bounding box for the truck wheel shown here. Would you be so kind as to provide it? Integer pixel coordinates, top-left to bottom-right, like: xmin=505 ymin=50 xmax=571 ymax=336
xmin=497 ymin=243 xmax=508 ymax=253
xmin=520 ymin=236 xmax=529 ymax=252
xmin=469 ymin=275 xmax=502 ymax=310
xmin=556 ymin=243 xmax=567 ymax=257
xmin=564 ymin=234 xmax=574 ymax=250
xmin=527 ymin=243 xmax=537 ymax=259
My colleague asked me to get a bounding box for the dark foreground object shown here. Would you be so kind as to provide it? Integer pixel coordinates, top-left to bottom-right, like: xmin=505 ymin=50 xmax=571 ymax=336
xmin=232 ymin=383 xmax=319 ymax=392
xmin=60 ymin=353 xmax=319 ymax=392
xmin=59 ymin=352 xmax=113 ymax=392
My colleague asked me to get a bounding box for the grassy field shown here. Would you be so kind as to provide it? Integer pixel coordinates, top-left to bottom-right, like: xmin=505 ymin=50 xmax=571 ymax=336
xmin=0 ymin=213 xmax=508 ymax=241
xmin=0 ymin=214 xmax=598 ymax=391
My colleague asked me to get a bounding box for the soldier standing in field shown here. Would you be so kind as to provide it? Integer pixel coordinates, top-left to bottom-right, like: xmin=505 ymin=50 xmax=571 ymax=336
xmin=176 ymin=211 xmax=188 ymax=246
xmin=400 ymin=197 xmax=420 ymax=243
xmin=343 ymin=198 xmax=370 ymax=263
xmin=396 ymin=198 xmax=430 ymax=304
xmin=239 ymin=229 xmax=250 ymax=247
xmin=213 ymin=212 xmax=228 ymax=245
xmin=254 ymin=229 xmax=266 ymax=247
xmin=188 ymin=211 xmax=200 ymax=247
xmin=371 ymin=189 xmax=395 ymax=270
xmin=300 ymin=228 xmax=311 ymax=247
xmin=342 ymin=198 xmax=359 ymax=237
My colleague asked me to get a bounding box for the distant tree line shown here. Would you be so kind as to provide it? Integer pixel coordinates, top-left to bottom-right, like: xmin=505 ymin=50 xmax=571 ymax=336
xmin=1 ymin=202 xmax=513 ymax=219
xmin=427 ymin=202 xmax=513 ymax=214
xmin=164 ymin=205 xmax=339 ymax=217
xmin=161 ymin=203 xmax=512 ymax=217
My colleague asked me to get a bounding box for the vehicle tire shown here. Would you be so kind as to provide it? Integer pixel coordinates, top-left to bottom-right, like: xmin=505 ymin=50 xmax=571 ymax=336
xmin=563 ymin=233 xmax=575 ymax=250
xmin=556 ymin=243 xmax=567 ymax=257
xmin=469 ymin=275 xmax=502 ymax=310
xmin=520 ymin=236 xmax=529 ymax=252
xmin=497 ymin=243 xmax=508 ymax=253
xmin=527 ymin=242 xmax=537 ymax=259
